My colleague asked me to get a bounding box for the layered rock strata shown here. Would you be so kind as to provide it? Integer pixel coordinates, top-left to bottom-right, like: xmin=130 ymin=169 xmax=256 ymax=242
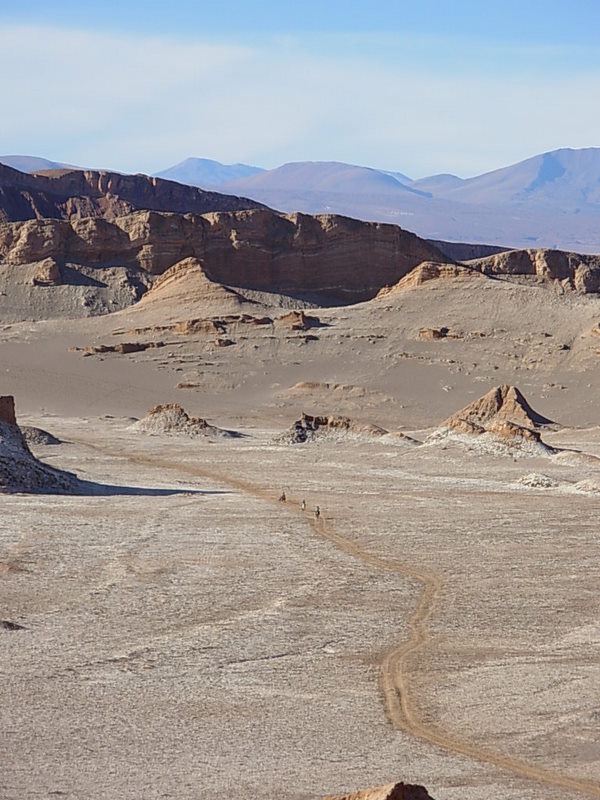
xmin=468 ymin=248 xmax=600 ymax=292
xmin=0 ymin=210 xmax=447 ymax=303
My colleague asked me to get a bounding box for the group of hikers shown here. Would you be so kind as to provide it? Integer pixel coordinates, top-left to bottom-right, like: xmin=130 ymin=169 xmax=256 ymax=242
xmin=278 ymin=490 xmax=320 ymax=519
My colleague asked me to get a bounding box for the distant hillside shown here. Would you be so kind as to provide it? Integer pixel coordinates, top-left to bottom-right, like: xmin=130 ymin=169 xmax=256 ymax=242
xmin=0 ymin=155 xmax=79 ymax=173
xmin=424 ymin=148 xmax=600 ymax=208
xmin=219 ymin=161 xmax=429 ymax=198
xmin=154 ymin=157 xmax=264 ymax=187
xmin=0 ymin=163 xmax=267 ymax=223
xmin=211 ymin=149 xmax=600 ymax=252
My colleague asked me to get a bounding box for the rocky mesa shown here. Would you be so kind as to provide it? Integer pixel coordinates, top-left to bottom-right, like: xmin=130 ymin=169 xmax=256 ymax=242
xmin=0 ymin=208 xmax=447 ymax=304
xmin=468 ymin=247 xmax=600 ymax=292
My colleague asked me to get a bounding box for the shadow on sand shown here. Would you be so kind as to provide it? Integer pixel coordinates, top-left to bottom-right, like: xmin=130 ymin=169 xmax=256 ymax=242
xmin=12 ymin=480 xmax=232 ymax=498
xmin=75 ymin=481 xmax=232 ymax=497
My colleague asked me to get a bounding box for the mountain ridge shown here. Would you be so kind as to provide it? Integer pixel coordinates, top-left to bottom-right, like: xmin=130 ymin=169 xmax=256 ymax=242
xmin=4 ymin=147 xmax=600 ymax=251
xmin=0 ymin=163 xmax=267 ymax=223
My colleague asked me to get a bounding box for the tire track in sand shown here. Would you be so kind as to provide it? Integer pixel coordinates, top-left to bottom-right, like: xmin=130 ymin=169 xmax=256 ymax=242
xmin=71 ymin=438 xmax=600 ymax=799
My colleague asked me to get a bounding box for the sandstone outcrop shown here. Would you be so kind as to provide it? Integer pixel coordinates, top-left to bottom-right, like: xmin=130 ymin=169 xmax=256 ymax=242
xmin=132 ymin=257 xmax=249 ymax=318
xmin=70 ymin=341 xmax=165 ymax=356
xmin=377 ymin=261 xmax=477 ymax=296
xmin=468 ymin=248 xmax=600 ymax=292
xmin=31 ymin=256 xmax=61 ymax=285
xmin=323 ymin=781 xmax=435 ymax=800
xmin=0 ymin=163 xmax=265 ymax=223
xmin=279 ymin=412 xmax=388 ymax=444
xmin=417 ymin=327 xmax=460 ymax=341
xmin=0 ymin=395 xmax=79 ymax=493
xmin=114 ymin=312 xmax=272 ymax=339
xmin=0 ymin=209 xmax=448 ymax=304
xmin=427 ymin=385 xmax=556 ymax=455
xmin=443 ymin=385 xmax=554 ymax=430
xmin=130 ymin=404 xmax=239 ymax=438
xmin=275 ymin=310 xmax=322 ymax=330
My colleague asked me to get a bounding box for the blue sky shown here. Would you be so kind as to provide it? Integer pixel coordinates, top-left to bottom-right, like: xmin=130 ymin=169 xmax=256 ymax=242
xmin=1 ymin=1 xmax=599 ymax=176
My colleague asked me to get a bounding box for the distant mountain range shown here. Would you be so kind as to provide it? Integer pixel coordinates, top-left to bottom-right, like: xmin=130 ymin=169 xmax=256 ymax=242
xmin=2 ymin=148 xmax=600 ymax=252
xmin=0 ymin=155 xmax=79 ymax=172
xmin=155 ymin=157 xmax=264 ymax=186
xmin=149 ymin=149 xmax=600 ymax=251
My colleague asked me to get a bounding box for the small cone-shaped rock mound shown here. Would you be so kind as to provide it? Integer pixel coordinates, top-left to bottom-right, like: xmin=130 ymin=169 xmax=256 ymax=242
xmin=130 ymin=403 xmax=239 ymax=438
xmin=444 ymin=385 xmax=553 ymax=431
xmin=0 ymin=396 xmax=78 ymax=493
xmin=324 ymin=781 xmax=436 ymax=800
xmin=427 ymin=385 xmax=556 ymax=455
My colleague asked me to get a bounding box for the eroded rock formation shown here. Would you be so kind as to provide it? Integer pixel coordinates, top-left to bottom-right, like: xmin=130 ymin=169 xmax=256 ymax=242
xmin=0 ymin=395 xmax=79 ymax=492
xmin=280 ymin=412 xmax=388 ymax=444
xmin=427 ymin=385 xmax=556 ymax=455
xmin=323 ymin=781 xmax=436 ymax=800
xmin=275 ymin=310 xmax=322 ymax=330
xmin=377 ymin=261 xmax=477 ymax=296
xmin=0 ymin=210 xmax=447 ymax=303
xmin=469 ymin=248 xmax=600 ymax=292
xmin=443 ymin=385 xmax=554 ymax=431
xmin=130 ymin=403 xmax=240 ymax=438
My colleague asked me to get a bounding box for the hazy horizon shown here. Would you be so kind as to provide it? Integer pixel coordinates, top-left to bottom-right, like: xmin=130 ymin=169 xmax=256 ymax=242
xmin=1 ymin=1 xmax=599 ymax=178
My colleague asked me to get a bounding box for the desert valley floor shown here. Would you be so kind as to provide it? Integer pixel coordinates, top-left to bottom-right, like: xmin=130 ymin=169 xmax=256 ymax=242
xmin=1 ymin=266 xmax=600 ymax=799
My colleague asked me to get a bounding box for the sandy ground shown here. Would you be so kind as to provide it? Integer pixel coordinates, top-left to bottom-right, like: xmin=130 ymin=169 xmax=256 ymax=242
xmin=1 ymin=415 xmax=599 ymax=799
xmin=1 ymin=271 xmax=600 ymax=799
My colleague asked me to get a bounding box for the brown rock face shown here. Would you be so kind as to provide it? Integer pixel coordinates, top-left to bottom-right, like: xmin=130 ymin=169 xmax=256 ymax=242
xmin=0 ymin=395 xmax=16 ymax=425
xmin=323 ymin=781 xmax=436 ymax=800
xmin=0 ymin=163 xmax=265 ymax=223
xmin=0 ymin=210 xmax=446 ymax=304
xmin=469 ymin=248 xmax=600 ymax=292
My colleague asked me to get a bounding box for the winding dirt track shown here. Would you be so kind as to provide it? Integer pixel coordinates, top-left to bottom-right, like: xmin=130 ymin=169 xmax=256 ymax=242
xmin=73 ymin=438 xmax=600 ymax=799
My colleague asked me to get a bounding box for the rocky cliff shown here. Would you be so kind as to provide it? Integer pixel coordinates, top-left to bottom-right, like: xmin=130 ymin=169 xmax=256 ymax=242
xmin=0 ymin=209 xmax=447 ymax=303
xmin=0 ymin=163 xmax=266 ymax=223
xmin=468 ymin=248 xmax=600 ymax=292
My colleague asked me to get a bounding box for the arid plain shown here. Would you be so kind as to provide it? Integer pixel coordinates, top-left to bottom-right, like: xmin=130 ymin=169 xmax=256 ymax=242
xmin=1 ymin=166 xmax=600 ymax=800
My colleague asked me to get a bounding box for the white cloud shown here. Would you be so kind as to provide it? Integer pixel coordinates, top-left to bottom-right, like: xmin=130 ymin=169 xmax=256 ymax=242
xmin=2 ymin=24 xmax=600 ymax=176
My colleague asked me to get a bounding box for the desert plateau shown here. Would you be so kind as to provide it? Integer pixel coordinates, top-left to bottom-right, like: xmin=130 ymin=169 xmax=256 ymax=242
xmin=0 ymin=156 xmax=598 ymax=800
